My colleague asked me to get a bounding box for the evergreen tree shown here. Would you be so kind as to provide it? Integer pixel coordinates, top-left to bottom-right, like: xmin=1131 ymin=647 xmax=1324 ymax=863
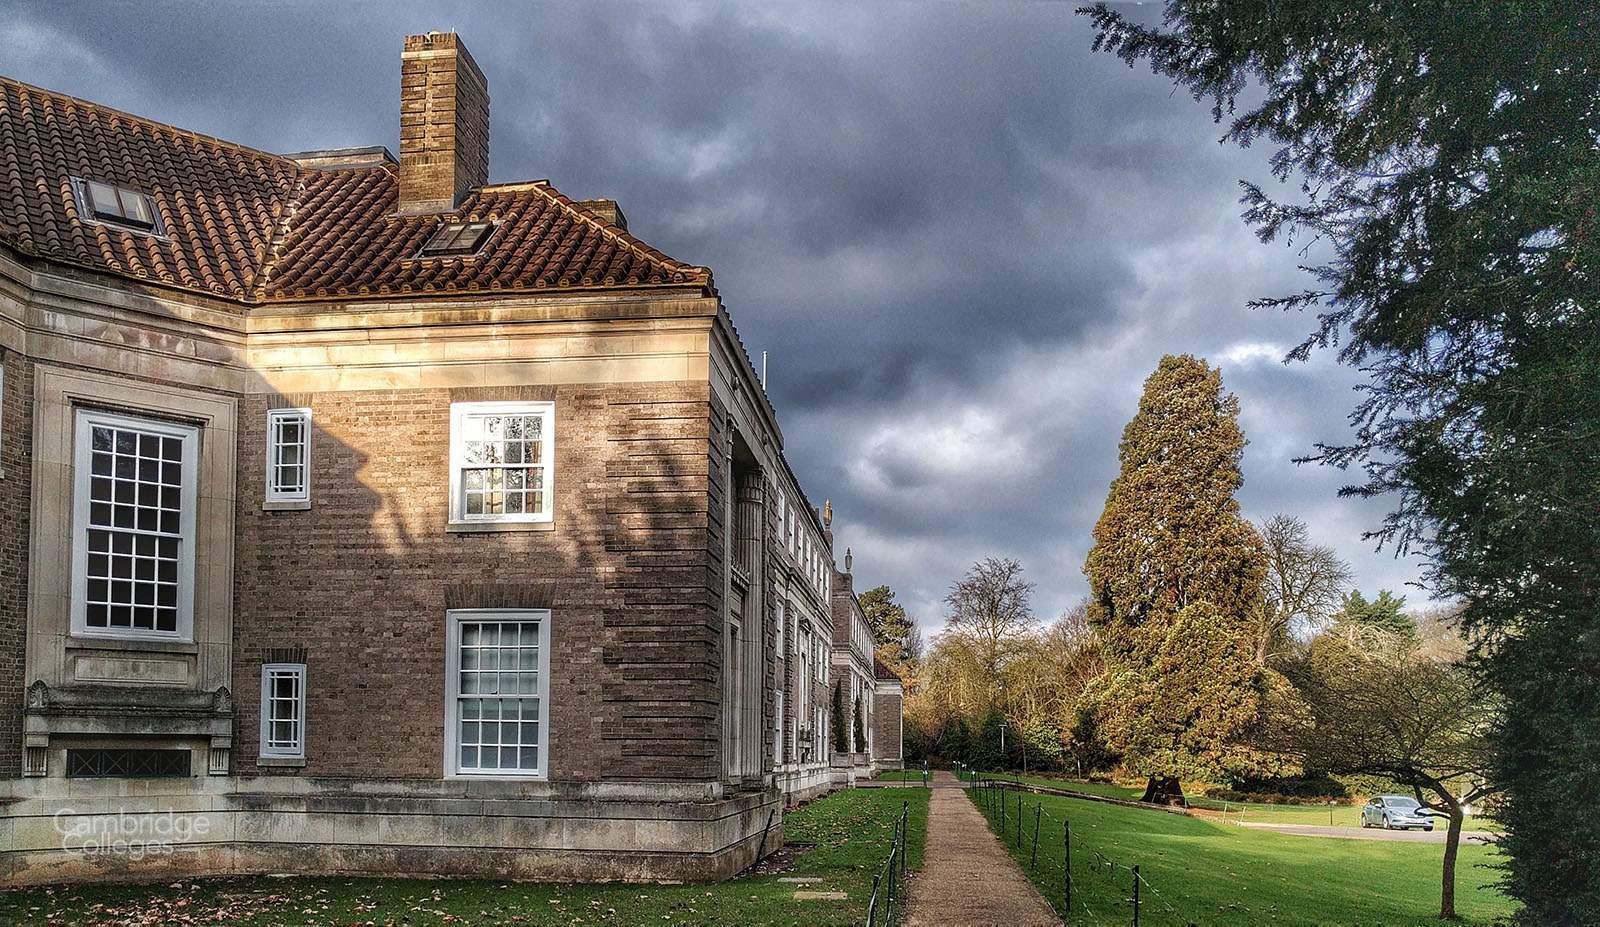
xmin=859 ymin=585 xmax=912 ymax=650
xmin=853 ymin=695 xmax=867 ymax=753
xmin=1082 ymin=5 xmax=1599 ymax=919
xmin=1334 ymin=589 xmax=1417 ymax=640
xmin=830 ymin=683 xmax=847 ymax=753
xmin=1082 ymin=355 xmax=1279 ymax=794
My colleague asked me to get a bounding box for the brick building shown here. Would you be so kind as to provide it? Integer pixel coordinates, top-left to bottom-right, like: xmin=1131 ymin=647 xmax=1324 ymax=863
xmin=826 ymin=539 xmax=903 ymax=783
xmin=0 ymin=31 xmax=897 ymax=885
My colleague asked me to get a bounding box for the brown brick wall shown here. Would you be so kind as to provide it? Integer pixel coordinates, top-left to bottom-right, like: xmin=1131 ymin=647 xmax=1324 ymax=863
xmin=399 ymin=32 xmax=489 ymax=212
xmin=0 ymin=351 xmax=32 ymax=778
xmin=232 ymin=381 xmax=720 ymax=782
xmin=874 ymin=690 xmax=902 ymax=762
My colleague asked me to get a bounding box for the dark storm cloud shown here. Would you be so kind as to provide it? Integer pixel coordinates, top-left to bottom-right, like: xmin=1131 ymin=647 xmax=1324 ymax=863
xmin=3 ymin=0 xmax=1427 ymax=630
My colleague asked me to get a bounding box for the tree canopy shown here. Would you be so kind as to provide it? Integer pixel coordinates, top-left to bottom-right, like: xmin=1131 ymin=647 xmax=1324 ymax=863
xmin=1334 ymin=589 xmax=1416 ymax=640
xmin=943 ymin=556 xmax=1038 ymax=696
xmin=859 ymin=584 xmax=916 ymax=671
xmin=1084 ymin=354 xmax=1265 ymax=642
xmin=1083 ymin=355 xmax=1280 ymax=785
xmin=1281 ymin=626 xmax=1494 ymax=919
xmin=1251 ymin=514 xmax=1353 ymax=664
xmin=1082 ymin=4 xmax=1599 ymax=919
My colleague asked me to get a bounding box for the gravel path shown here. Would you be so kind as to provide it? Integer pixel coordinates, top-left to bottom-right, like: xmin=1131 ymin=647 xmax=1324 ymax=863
xmin=902 ymin=771 xmax=1062 ymax=927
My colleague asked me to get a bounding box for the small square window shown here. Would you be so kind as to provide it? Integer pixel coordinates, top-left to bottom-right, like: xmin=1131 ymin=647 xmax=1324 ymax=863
xmin=419 ymin=221 xmax=495 ymax=258
xmin=265 ymin=408 xmax=312 ymax=504
xmin=76 ymin=178 xmax=160 ymax=233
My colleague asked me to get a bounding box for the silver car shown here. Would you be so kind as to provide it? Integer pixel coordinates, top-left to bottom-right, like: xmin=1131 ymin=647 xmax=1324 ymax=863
xmin=1361 ymin=795 xmax=1436 ymax=831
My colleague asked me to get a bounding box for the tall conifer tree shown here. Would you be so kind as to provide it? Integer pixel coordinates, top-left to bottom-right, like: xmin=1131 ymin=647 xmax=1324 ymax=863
xmin=1083 ymin=355 xmax=1279 ymax=796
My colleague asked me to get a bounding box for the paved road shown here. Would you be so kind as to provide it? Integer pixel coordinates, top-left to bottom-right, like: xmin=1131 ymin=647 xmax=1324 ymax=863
xmin=903 ymin=771 xmax=1062 ymax=927
xmin=1237 ymin=822 xmax=1499 ymax=844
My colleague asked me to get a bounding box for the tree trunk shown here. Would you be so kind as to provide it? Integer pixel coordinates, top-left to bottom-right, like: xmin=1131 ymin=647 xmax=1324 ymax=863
xmin=1431 ymin=787 xmax=1463 ymax=920
xmin=1139 ymin=774 xmax=1185 ymax=805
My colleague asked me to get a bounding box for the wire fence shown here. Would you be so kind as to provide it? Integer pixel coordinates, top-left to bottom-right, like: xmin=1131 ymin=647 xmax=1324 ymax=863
xmin=864 ymin=799 xmax=912 ymax=927
xmin=963 ymin=770 xmax=1206 ymax=926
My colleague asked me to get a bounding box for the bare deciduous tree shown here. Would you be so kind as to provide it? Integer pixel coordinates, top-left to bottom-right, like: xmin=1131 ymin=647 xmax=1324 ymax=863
xmin=942 ymin=556 xmax=1037 ymax=696
xmin=1251 ymin=514 xmax=1353 ymax=665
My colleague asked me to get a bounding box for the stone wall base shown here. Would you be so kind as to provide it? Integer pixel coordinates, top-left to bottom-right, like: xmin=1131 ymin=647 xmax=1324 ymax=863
xmin=0 ymin=776 xmax=782 ymax=886
xmin=777 ymin=765 xmax=833 ymax=807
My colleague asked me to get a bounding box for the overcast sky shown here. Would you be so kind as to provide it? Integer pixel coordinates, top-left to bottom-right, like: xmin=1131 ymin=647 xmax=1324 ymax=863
xmin=6 ymin=1 xmax=1431 ymax=632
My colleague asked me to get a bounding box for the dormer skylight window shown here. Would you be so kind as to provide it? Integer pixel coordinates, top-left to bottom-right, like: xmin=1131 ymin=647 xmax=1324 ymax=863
xmin=418 ymin=221 xmax=495 ymax=258
xmin=74 ymin=178 xmax=159 ymax=233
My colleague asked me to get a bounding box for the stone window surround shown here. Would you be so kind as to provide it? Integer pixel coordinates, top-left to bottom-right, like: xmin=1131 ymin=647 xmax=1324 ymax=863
xmin=263 ymin=407 xmax=312 ymax=509
xmin=443 ymin=608 xmax=552 ymax=781
xmin=446 ymin=400 xmax=555 ymax=530
xmin=70 ymin=408 xmax=199 ymax=642
xmin=25 ymin=367 xmax=236 ymax=774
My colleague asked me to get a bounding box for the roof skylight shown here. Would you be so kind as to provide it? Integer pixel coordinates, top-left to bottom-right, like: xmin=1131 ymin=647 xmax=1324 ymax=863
xmin=77 ymin=178 xmax=159 ymax=232
xmin=418 ymin=221 xmax=495 ymax=258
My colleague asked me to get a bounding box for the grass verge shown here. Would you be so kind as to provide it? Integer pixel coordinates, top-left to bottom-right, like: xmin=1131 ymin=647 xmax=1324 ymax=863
xmin=969 ymin=782 xmax=1514 ymax=926
xmin=996 ymin=773 xmax=1501 ymax=831
xmin=0 ymin=787 xmax=929 ymax=927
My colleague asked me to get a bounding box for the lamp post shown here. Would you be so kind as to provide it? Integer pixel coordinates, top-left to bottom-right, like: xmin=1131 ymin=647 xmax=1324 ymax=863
xmin=999 ymin=721 xmax=1007 ymax=771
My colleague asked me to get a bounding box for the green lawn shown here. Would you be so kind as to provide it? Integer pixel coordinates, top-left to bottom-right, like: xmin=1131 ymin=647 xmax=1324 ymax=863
xmin=0 ymin=787 xmax=930 ymax=927
xmin=872 ymin=768 xmax=933 ymax=785
xmin=970 ymin=784 xmax=1514 ymax=926
xmin=994 ymin=773 xmax=1501 ymax=831
xmin=1000 ymin=772 xmax=1145 ymax=802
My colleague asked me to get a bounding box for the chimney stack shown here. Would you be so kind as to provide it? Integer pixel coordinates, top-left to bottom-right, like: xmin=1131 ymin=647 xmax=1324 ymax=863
xmin=399 ymin=32 xmax=489 ymax=214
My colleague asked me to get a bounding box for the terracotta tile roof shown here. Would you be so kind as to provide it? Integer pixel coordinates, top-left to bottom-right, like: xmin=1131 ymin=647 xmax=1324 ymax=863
xmin=0 ymin=75 xmax=711 ymax=307
xmin=0 ymin=77 xmax=294 ymax=300
xmin=874 ymin=657 xmax=904 ymax=682
xmin=262 ymin=173 xmax=708 ymax=301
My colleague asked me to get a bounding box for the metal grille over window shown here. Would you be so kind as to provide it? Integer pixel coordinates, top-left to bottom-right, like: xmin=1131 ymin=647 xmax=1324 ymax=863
xmin=461 ymin=413 xmax=545 ymax=517
xmin=84 ymin=423 xmax=185 ymax=633
xmin=66 ymin=748 xmax=191 ymax=779
xmin=260 ymin=664 xmax=306 ymax=758
xmin=419 ymin=221 xmax=494 ymax=257
xmin=79 ymin=178 xmax=158 ymax=231
xmin=456 ymin=620 xmax=542 ymax=773
xmin=266 ymin=409 xmax=311 ymax=502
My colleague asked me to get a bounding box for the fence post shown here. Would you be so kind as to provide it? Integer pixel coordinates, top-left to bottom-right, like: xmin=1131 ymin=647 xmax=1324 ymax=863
xmin=1001 ymin=785 xmax=1007 ymax=833
xmin=1031 ymin=802 xmax=1041 ymax=867
xmin=869 ymin=874 xmax=881 ymax=927
xmin=888 ymin=842 xmax=896 ymax=920
xmin=1132 ymin=864 xmax=1140 ymax=927
xmin=1016 ymin=792 xmax=1023 ymax=848
xmin=902 ymin=801 xmax=910 ymax=880
xmin=1064 ymin=820 xmax=1071 ymax=909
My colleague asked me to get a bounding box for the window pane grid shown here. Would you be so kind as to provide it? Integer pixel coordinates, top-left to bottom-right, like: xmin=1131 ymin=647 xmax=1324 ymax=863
xmin=266 ymin=410 xmax=310 ymax=500
xmin=84 ymin=423 xmax=185 ymax=633
xmin=262 ymin=667 xmax=305 ymax=754
xmin=456 ymin=620 xmax=543 ymax=772
xmin=460 ymin=412 xmax=547 ymax=519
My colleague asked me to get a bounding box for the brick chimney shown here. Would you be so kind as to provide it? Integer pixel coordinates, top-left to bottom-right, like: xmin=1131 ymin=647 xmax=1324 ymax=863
xmin=398 ymin=32 xmax=489 ymax=214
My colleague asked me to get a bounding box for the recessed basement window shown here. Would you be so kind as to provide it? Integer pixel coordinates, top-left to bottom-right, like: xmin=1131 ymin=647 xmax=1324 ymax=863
xmin=418 ymin=221 xmax=496 ymax=258
xmin=66 ymin=748 xmax=191 ymax=778
xmin=73 ymin=177 xmax=161 ymax=233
